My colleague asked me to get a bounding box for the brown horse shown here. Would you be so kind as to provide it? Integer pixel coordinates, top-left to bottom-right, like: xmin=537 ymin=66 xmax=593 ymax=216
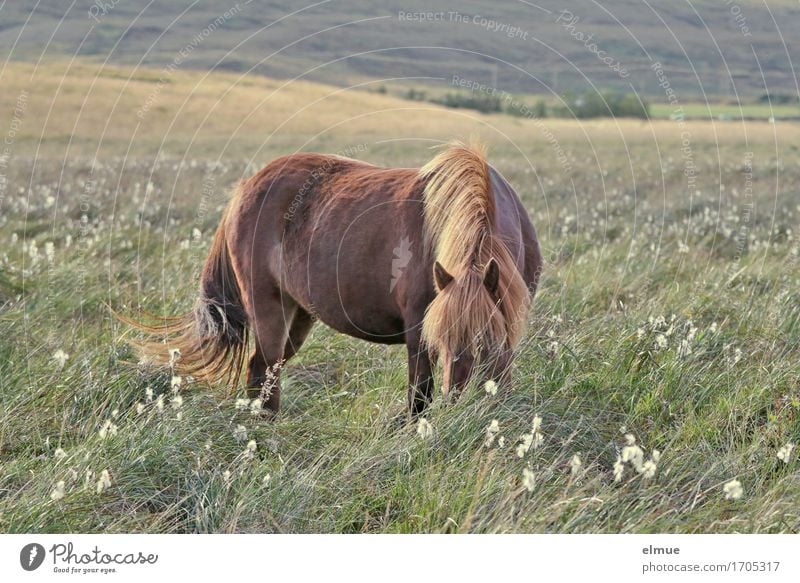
xmin=128 ymin=141 xmax=542 ymax=418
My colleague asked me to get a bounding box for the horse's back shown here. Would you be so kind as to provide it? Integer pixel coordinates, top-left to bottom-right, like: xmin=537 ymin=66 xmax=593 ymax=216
xmin=237 ymin=153 xmax=419 ymax=223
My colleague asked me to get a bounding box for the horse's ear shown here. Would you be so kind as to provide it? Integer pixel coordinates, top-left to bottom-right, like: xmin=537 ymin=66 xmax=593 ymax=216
xmin=433 ymin=261 xmax=454 ymax=291
xmin=483 ymin=258 xmax=500 ymax=295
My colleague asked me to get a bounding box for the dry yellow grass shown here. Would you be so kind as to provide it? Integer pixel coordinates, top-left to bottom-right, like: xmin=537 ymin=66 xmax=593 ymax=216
xmin=3 ymin=60 xmax=797 ymax=161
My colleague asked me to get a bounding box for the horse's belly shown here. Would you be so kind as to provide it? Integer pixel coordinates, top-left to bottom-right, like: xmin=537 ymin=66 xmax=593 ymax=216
xmin=300 ymin=289 xmax=406 ymax=344
xmin=321 ymin=313 xmax=406 ymax=345
xmin=283 ymin=247 xmax=409 ymax=345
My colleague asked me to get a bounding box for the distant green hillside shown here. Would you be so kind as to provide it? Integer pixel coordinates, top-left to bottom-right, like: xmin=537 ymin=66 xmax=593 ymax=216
xmin=1 ymin=0 xmax=798 ymax=102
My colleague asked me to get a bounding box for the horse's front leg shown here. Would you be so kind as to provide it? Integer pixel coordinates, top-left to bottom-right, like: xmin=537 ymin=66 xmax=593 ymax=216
xmin=406 ymin=329 xmax=435 ymax=420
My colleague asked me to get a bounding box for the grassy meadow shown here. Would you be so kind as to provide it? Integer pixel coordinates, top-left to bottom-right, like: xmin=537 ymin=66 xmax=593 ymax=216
xmin=1 ymin=60 xmax=799 ymax=533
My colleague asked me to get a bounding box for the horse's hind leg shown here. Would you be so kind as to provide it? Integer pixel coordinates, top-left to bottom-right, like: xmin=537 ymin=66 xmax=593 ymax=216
xmin=245 ymin=294 xmax=295 ymax=414
xmin=282 ymin=308 xmax=315 ymax=361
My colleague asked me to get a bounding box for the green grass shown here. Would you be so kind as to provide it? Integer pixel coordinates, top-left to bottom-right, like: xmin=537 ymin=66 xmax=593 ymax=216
xmin=649 ymin=102 xmax=800 ymax=120
xmin=1 ymin=132 xmax=798 ymax=533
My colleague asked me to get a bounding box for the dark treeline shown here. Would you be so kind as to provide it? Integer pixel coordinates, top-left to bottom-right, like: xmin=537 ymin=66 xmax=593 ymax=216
xmin=400 ymin=87 xmax=650 ymax=119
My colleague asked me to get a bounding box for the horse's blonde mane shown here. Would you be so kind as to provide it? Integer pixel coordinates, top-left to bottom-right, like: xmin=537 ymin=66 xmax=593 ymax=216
xmin=420 ymin=141 xmax=530 ymax=356
xmin=420 ymin=141 xmax=494 ymax=271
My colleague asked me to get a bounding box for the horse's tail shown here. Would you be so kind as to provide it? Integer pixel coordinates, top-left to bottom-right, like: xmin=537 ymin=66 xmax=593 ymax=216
xmin=119 ymin=197 xmax=249 ymax=389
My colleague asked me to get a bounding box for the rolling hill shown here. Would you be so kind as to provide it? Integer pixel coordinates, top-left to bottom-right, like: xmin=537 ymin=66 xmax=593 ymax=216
xmin=1 ymin=0 xmax=799 ymax=102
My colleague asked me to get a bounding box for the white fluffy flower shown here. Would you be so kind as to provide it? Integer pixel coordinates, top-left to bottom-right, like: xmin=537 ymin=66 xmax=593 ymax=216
xmin=484 ymin=419 xmax=500 ymax=447
xmin=522 ymin=468 xmax=536 ymax=492
xmin=524 ymin=416 xmax=545 ymax=451
xmin=53 ymin=349 xmax=69 ymax=367
xmin=621 ymin=444 xmax=644 ymax=472
xmin=618 ymin=434 xmax=660 ymax=479
xmin=570 ymin=454 xmax=582 ymax=476
xmin=484 ymin=380 xmax=498 ymax=396
xmin=516 ymin=434 xmax=533 ymax=458
xmin=96 ymin=470 xmax=112 ymax=494
xmin=99 ymin=420 xmax=118 ymax=439
xmin=233 ymin=425 xmax=248 ymax=442
xmin=613 ymin=456 xmax=625 ymax=482
xmin=723 ymin=479 xmax=743 ymax=500
xmin=641 ymin=460 xmax=657 ymax=479
xmin=416 ymin=418 xmax=433 ymax=440
xmin=249 ymin=399 xmax=263 ymax=415
xmin=777 ymin=442 xmax=795 ymax=464
xmin=50 ymin=481 xmax=66 ymax=501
